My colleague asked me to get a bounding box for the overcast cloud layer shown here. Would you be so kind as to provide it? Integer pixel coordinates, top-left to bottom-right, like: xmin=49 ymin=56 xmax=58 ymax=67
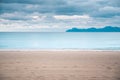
xmin=0 ymin=0 xmax=120 ymax=32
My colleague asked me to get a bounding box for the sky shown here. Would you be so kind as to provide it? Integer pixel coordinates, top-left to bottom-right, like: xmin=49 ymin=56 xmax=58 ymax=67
xmin=0 ymin=0 xmax=120 ymax=32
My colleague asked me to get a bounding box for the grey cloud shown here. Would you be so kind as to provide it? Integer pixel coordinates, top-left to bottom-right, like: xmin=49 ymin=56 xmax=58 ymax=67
xmin=107 ymin=0 xmax=120 ymax=7
xmin=0 ymin=0 xmax=66 ymax=5
xmin=0 ymin=12 xmax=47 ymax=21
xmin=0 ymin=0 xmax=120 ymax=18
xmin=0 ymin=1 xmax=67 ymax=14
xmin=0 ymin=3 xmax=27 ymax=13
xmin=0 ymin=0 xmax=120 ymax=31
xmin=91 ymin=6 xmax=120 ymax=18
xmin=0 ymin=0 xmax=44 ymax=4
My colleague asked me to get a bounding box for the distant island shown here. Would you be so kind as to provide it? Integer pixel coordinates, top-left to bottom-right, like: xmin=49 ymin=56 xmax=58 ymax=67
xmin=66 ymin=26 xmax=120 ymax=32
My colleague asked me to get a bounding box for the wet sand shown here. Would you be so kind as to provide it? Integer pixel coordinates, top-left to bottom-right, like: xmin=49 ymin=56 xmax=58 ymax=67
xmin=0 ymin=51 xmax=120 ymax=80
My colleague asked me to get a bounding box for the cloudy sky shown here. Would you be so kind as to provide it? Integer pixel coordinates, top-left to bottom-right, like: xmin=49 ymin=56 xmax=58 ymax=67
xmin=0 ymin=0 xmax=120 ymax=32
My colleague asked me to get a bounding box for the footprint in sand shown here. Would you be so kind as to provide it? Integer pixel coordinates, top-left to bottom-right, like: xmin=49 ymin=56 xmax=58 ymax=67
xmin=91 ymin=77 xmax=97 ymax=79
xmin=42 ymin=66 xmax=47 ymax=68
xmin=59 ymin=77 xmax=68 ymax=80
xmin=106 ymin=66 xmax=112 ymax=70
xmin=114 ymin=62 xmax=119 ymax=66
xmin=102 ymin=65 xmax=105 ymax=67
xmin=69 ymin=74 xmax=75 ymax=77
xmin=31 ymin=71 xmax=35 ymax=75
xmin=116 ymin=77 xmax=120 ymax=80
xmin=35 ymin=67 xmax=39 ymax=69
xmin=63 ymin=66 xmax=67 ymax=68
xmin=36 ymin=76 xmax=45 ymax=80
xmin=24 ymin=67 xmax=28 ymax=69
xmin=16 ymin=61 xmax=21 ymax=63
xmin=73 ymin=65 xmax=78 ymax=68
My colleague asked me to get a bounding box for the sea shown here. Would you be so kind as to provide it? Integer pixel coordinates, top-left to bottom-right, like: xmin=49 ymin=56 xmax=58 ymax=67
xmin=0 ymin=32 xmax=120 ymax=50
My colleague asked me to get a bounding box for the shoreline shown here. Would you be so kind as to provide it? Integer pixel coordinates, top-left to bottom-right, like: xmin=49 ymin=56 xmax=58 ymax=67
xmin=0 ymin=49 xmax=120 ymax=51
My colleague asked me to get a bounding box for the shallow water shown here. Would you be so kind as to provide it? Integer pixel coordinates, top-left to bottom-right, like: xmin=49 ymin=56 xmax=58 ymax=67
xmin=0 ymin=32 xmax=120 ymax=50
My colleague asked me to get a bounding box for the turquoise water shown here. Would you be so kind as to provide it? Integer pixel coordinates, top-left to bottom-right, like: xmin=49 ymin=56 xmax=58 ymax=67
xmin=0 ymin=32 xmax=120 ymax=50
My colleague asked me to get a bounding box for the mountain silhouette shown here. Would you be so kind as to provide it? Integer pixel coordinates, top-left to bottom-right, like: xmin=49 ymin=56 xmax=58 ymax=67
xmin=66 ymin=26 xmax=120 ymax=32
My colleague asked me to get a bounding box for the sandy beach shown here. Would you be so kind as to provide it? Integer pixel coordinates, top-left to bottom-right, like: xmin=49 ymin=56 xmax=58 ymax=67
xmin=0 ymin=51 xmax=120 ymax=80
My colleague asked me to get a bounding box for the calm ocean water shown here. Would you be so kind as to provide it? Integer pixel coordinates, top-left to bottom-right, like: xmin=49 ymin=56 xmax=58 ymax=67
xmin=0 ymin=32 xmax=120 ymax=50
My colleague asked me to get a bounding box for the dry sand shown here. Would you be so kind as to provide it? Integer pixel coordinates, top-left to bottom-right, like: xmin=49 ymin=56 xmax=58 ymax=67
xmin=0 ymin=51 xmax=120 ymax=80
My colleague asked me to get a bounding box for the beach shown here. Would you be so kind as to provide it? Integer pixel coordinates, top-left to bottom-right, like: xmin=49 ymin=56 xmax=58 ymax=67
xmin=0 ymin=51 xmax=120 ymax=80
